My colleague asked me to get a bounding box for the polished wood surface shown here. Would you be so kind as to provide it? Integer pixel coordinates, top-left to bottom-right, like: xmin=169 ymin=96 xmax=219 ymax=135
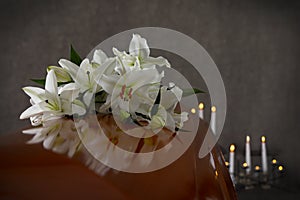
xmin=0 ymin=118 xmax=237 ymax=200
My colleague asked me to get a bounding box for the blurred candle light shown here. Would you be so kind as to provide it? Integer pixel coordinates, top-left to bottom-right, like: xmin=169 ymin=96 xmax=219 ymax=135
xmin=215 ymin=170 xmax=219 ymax=177
xmin=245 ymin=136 xmax=252 ymax=175
xmin=211 ymin=106 xmax=216 ymax=134
xmin=242 ymin=162 xmax=248 ymax=169
xmin=261 ymin=136 xmax=268 ymax=174
xmin=255 ymin=165 xmax=260 ymax=172
xmin=272 ymin=159 xmax=277 ymax=165
xmin=191 ymin=108 xmax=196 ymax=114
xmin=198 ymin=102 xmax=204 ymax=119
xmin=278 ymin=165 xmax=284 ymax=172
xmin=225 ymin=161 xmax=230 ymax=168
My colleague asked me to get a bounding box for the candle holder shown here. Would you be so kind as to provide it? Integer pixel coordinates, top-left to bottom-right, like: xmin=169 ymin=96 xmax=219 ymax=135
xmin=225 ymin=152 xmax=285 ymax=191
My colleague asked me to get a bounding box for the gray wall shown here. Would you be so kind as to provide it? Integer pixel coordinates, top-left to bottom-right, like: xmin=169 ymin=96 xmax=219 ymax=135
xmin=1 ymin=0 xmax=299 ymax=192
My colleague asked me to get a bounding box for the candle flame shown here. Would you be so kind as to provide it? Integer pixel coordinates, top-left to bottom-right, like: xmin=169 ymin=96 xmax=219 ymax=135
xmin=278 ymin=165 xmax=283 ymax=171
xmin=211 ymin=106 xmax=216 ymax=112
xmin=215 ymin=170 xmax=218 ymax=177
xmin=199 ymin=102 xmax=204 ymax=110
xmin=272 ymin=159 xmax=277 ymax=164
xmin=246 ymin=135 xmax=250 ymax=143
xmin=255 ymin=165 xmax=260 ymax=171
xmin=225 ymin=161 xmax=229 ymax=167
xmin=191 ymin=108 xmax=196 ymax=114
xmin=242 ymin=162 xmax=248 ymax=168
xmin=230 ymin=144 xmax=235 ymax=152
xmin=261 ymin=136 xmax=266 ymax=143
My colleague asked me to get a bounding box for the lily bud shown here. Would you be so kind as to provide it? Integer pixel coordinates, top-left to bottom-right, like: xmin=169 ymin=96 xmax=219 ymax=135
xmin=47 ymin=66 xmax=72 ymax=82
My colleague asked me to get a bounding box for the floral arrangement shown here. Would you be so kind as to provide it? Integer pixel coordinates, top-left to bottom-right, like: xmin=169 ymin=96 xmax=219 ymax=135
xmin=20 ymin=34 xmax=202 ymax=151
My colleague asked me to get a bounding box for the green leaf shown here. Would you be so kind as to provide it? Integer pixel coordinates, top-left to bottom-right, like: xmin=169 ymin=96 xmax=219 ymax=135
xmin=182 ymin=88 xmax=205 ymax=97
xmin=70 ymin=45 xmax=82 ymax=65
xmin=94 ymin=91 xmax=108 ymax=104
xmin=58 ymin=81 xmax=72 ymax=87
xmin=31 ymin=78 xmax=46 ymax=86
xmin=31 ymin=79 xmax=72 ymax=87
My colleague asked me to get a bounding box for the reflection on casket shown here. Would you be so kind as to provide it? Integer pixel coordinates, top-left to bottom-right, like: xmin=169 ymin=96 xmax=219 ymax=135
xmin=0 ymin=116 xmax=237 ymax=199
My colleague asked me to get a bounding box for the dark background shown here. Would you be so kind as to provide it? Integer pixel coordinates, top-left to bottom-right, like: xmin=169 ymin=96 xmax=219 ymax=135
xmin=1 ymin=0 xmax=299 ymax=199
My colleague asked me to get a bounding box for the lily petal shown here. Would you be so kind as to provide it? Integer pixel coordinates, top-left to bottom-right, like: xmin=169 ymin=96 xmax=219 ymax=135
xmin=79 ymin=58 xmax=92 ymax=74
xmin=43 ymin=128 xmax=60 ymax=150
xmin=72 ymin=100 xmax=86 ymax=115
xmin=22 ymin=127 xmax=43 ymax=134
xmin=27 ymin=133 xmax=46 ymax=144
xmin=45 ymin=70 xmax=58 ymax=95
xmin=22 ymin=87 xmax=45 ymax=104
xmin=94 ymin=58 xmax=116 ymax=79
xmin=129 ymin=34 xmax=150 ymax=60
xmin=172 ymin=112 xmax=189 ymax=129
xmin=83 ymin=90 xmax=94 ymax=106
xmin=20 ymin=104 xmax=44 ymax=119
xmin=96 ymin=74 xmax=118 ymax=94
xmin=58 ymin=59 xmax=80 ymax=80
xmin=92 ymin=49 xmax=107 ymax=64
xmin=142 ymin=56 xmax=171 ymax=68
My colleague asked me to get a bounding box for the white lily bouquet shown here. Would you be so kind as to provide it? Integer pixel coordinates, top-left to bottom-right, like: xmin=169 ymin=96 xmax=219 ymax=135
xmin=20 ymin=34 xmax=202 ymax=159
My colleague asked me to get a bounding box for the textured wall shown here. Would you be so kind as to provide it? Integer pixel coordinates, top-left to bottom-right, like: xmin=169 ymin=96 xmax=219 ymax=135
xmin=1 ymin=0 xmax=299 ymax=191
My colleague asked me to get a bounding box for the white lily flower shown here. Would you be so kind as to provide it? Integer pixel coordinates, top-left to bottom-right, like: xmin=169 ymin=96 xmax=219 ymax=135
xmin=59 ymin=50 xmax=116 ymax=106
xmin=160 ymin=82 xmax=183 ymax=111
xmin=23 ymin=118 xmax=82 ymax=157
xmin=159 ymin=83 xmax=189 ymax=131
xmin=113 ymin=34 xmax=170 ymax=75
xmin=145 ymin=82 xmax=188 ymax=132
xmin=113 ymin=48 xmax=141 ymax=75
xmin=20 ymin=70 xmax=85 ymax=123
xmin=23 ymin=119 xmax=63 ymax=150
xmin=129 ymin=34 xmax=171 ymax=68
xmin=98 ymin=68 xmax=163 ymax=114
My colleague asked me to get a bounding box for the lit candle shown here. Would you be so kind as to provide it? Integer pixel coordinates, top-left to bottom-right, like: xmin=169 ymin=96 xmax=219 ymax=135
xmin=198 ymin=102 xmax=204 ymax=119
xmin=254 ymin=165 xmax=260 ymax=178
xmin=211 ymin=106 xmax=216 ymax=134
xmin=245 ymin=136 xmax=252 ymax=175
xmin=229 ymin=144 xmax=235 ymax=177
xmin=261 ymin=136 xmax=268 ymax=174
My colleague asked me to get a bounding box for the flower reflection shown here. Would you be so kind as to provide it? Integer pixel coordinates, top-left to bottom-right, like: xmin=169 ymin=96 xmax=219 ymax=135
xmin=22 ymin=114 xmax=180 ymax=176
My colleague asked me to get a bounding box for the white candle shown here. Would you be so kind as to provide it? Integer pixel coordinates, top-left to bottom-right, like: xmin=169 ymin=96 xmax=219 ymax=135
xmin=245 ymin=136 xmax=252 ymax=175
xmin=211 ymin=106 xmax=216 ymax=134
xmin=198 ymin=102 xmax=204 ymax=119
xmin=229 ymin=144 xmax=235 ymax=175
xmin=261 ymin=136 xmax=268 ymax=174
